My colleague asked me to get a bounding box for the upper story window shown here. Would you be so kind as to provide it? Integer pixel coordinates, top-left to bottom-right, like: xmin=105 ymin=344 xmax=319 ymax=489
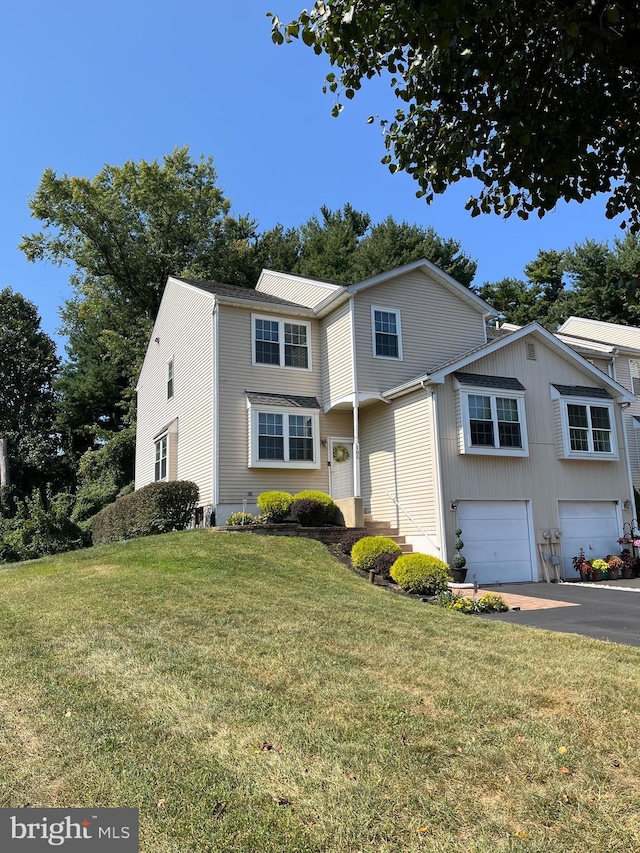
xmin=246 ymin=392 xmax=320 ymax=469
xmin=253 ymin=315 xmax=310 ymax=369
xmin=372 ymin=306 xmax=403 ymax=360
xmin=454 ymin=372 xmax=528 ymax=457
xmin=551 ymin=384 xmax=618 ymax=460
xmin=154 ymin=435 xmax=167 ymax=481
xmin=167 ymin=358 xmax=174 ymax=399
xmin=630 ymin=359 xmax=640 ymax=395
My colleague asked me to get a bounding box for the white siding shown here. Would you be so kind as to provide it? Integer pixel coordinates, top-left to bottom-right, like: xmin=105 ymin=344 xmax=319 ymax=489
xmin=354 ymin=269 xmax=486 ymax=395
xmin=321 ymin=301 xmax=353 ymax=405
xmin=135 ymin=279 xmax=215 ymax=505
xmin=561 ymin=317 xmax=640 ymax=350
xmin=257 ymin=271 xmax=342 ymax=309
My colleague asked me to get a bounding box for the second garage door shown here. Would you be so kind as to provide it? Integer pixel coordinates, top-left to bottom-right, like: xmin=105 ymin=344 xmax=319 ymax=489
xmin=558 ymin=501 xmax=621 ymax=580
xmin=456 ymin=501 xmax=535 ymax=585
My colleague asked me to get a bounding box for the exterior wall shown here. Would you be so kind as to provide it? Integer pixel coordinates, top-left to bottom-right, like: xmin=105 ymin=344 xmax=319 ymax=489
xmin=359 ymin=391 xmax=441 ymax=556
xmin=353 ymin=269 xmax=486 ymax=395
xmin=436 ymin=337 xmax=634 ymax=577
xmin=216 ymin=304 xmax=353 ymax=508
xmin=321 ymin=300 xmax=354 ymax=405
xmin=585 ymin=355 xmax=613 ymax=376
xmin=135 ymin=280 xmax=215 ymax=505
xmin=561 ymin=316 xmax=640 ymax=349
xmin=257 ymin=271 xmax=341 ymax=310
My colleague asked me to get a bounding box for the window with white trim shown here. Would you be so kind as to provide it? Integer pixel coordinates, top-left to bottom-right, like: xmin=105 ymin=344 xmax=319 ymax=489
xmin=167 ymin=358 xmax=174 ymax=399
xmin=252 ymin=315 xmax=310 ymax=369
xmin=249 ymin=407 xmax=320 ymax=468
xmin=630 ymin=359 xmax=640 ymax=395
xmin=372 ymin=307 xmax=402 ymax=359
xmin=565 ymin=401 xmax=614 ymax=455
xmin=154 ymin=435 xmax=167 ymax=481
xmin=458 ymin=386 xmax=528 ymax=456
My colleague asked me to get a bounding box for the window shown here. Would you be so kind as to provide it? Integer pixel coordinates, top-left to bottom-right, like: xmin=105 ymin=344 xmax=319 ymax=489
xmin=456 ymin=378 xmax=528 ymax=457
xmin=372 ymin=307 xmax=402 ymax=360
xmin=551 ymin=386 xmax=618 ymax=460
xmin=567 ymin=403 xmax=612 ymax=453
xmin=154 ymin=435 xmax=167 ymax=481
xmin=167 ymin=359 xmax=174 ymax=399
xmin=253 ymin=315 xmax=310 ymax=369
xmin=249 ymin=406 xmax=320 ymax=468
xmin=630 ymin=359 xmax=640 ymax=395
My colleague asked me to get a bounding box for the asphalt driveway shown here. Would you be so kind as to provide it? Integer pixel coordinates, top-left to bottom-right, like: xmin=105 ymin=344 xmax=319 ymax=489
xmin=480 ymin=580 xmax=640 ymax=647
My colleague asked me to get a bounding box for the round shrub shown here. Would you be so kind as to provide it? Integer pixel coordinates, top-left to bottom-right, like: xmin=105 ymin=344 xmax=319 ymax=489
xmin=225 ymin=511 xmax=254 ymax=525
xmin=390 ymin=553 xmax=451 ymax=595
xmin=256 ymin=491 xmax=293 ymax=523
xmin=351 ymin=536 xmax=402 ymax=572
xmin=292 ymin=490 xmax=337 ymax=523
xmin=339 ymin=529 xmax=367 ymax=555
xmin=371 ymin=551 xmax=399 ymax=580
xmin=291 ymin=498 xmax=325 ymax=526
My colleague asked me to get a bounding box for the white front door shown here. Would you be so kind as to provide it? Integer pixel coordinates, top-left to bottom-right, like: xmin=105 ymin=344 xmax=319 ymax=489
xmin=329 ymin=438 xmax=354 ymax=500
xmin=558 ymin=501 xmax=621 ymax=579
xmin=456 ymin=500 xmax=535 ymax=585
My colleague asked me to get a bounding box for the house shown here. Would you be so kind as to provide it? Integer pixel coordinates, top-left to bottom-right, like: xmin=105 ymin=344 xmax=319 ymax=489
xmin=135 ymin=260 xmax=636 ymax=585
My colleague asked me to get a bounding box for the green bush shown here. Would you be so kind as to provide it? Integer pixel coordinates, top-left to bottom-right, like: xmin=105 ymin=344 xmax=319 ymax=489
xmin=0 ymin=487 xmax=85 ymax=563
xmin=351 ymin=536 xmax=402 ymax=572
xmin=256 ymin=491 xmax=293 ymax=522
xmin=390 ymin=553 xmax=450 ymax=595
xmin=225 ymin=511 xmax=254 ymax=525
xmin=91 ymin=481 xmax=199 ymax=545
xmin=292 ymin=490 xmax=337 ymax=523
xmin=434 ymin=590 xmax=509 ymax=613
xmin=71 ymin=427 xmax=136 ymax=523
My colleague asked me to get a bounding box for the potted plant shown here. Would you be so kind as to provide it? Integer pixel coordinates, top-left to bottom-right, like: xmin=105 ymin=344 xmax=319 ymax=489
xmin=450 ymin=528 xmax=467 ymax=583
xmin=572 ymin=548 xmax=591 ymax=582
xmin=606 ymin=555 xmax=622 ymax=580
xmin=621 ymin=550 xmax=635 ymax=579
xmin=590 ymin=558 xmax=608 ymax=582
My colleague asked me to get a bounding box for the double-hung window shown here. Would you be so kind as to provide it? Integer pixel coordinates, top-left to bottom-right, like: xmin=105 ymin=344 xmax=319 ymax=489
xmin=455 ymin=373 xmax=528 ymax=457
xmin=253 ymin=315 xmax=310 ymax=369
xmin=167 ymin=358 xmax=174 ymax=399
xmin=551 ymin=385 xmax=618 ymax=460
xmin=154 ymin=435 xmax=167 ymax=481
xmin=247 ymin=393 xmax=320 ymax=469
xmin=372 ymin=307 xmax=402 ymax=360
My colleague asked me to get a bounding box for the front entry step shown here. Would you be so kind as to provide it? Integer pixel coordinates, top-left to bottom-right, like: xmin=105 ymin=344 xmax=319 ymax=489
xmin=364 ymin=515 xmax=413 ymax=555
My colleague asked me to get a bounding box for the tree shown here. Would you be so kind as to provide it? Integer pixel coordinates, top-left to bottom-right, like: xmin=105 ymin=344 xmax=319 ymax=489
xmin=0 ymin=289 xmax=62 ymax=494
xmin=271 ymin=2 xmax=640 ymax=229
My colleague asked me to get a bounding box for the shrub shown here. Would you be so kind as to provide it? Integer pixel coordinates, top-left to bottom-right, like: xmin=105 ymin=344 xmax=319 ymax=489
xmin=225 ymin=511 xmax=254 ymax=525
xmin=476 ymin=592 xmax=509 ymax=612
xmin=91 ymin=481 xmax=199 ymax=545
xmin=256 ymin=491 xmax=293 ymax=523
xmin=292 ymin=490 xmax=337 ymax=523
xmin=0 ymin=487 xmax=85 ymax=563
xmin=71 ymin=427 xmax=136 ymax=523
xmin=371 ymin=551 xmax=399 ymax=580
xmin=291 ymin=498 xmax=325 ymax=526
xmin=434 ymin=590 xmax=509 ymax=613
xmin=390 ymin=553 xmax=450 ymax=595
xmin=339 ymin=529 xmax=367 ymax=555
xmin=351 ymin=536 xmax=402 ymax=572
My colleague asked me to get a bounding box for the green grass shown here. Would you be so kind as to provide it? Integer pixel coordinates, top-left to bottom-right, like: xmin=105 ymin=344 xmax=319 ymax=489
xmin=1 ymin=531 xmax=640 ymax=852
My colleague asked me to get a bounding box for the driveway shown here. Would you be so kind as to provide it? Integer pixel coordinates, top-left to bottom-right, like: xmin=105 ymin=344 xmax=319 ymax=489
xmin=478 ymin=580 xmax=640 ymax=647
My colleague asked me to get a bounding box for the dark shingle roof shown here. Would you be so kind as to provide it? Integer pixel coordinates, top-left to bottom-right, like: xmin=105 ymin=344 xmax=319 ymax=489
xmin=454 ymin=372 xmax=526 ymax=391
xmin=245 ymin=391 xmax=320 ymax=409
xmin=174 ymin=277 xmax=307 ymax=308
xmin=551 ymin=384 xmax=612 ymax=399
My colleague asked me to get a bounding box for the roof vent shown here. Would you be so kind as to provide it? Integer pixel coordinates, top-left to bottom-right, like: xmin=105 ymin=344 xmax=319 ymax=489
xmin=526 ymin=341 xmax=536 ymax=360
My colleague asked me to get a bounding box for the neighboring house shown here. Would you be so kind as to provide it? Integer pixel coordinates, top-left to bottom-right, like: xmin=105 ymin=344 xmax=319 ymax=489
xmin=135 ymin=260 xmax=636 ymax=585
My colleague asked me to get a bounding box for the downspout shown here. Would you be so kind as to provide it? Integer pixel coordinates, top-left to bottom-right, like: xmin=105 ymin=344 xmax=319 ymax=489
xmin=620 ymin=401 xmax=635 ymax=523
xmin=349 ymin=296 xmax=361 ymax=497
xmin=213 ymin=299 xmax=220 ymax=510
xmin=423 ymin=381 xmax=446 ymax=560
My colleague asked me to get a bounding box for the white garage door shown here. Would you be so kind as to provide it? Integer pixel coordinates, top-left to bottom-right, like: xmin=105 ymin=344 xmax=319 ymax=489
xmin=456 ymin=501 xmax=534 ymax=585
xmin=558 ymin=501 xmax=620 ymax=580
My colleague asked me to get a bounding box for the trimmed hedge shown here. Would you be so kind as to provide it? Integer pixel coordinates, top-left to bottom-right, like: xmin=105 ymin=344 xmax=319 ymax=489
xmin=390 ymin=553 xmax=450 ymax=595
xmin=292 ymin=490 xmax=337 ymax=523
xmin=256 ymin=491 xmax=293 ymax=523
xmin=291 ymin=498 xmax=325 ymax=526
xmin=351 ymin=535 xmax=402 ymax=572
xmin=91 ymin=481 xmax=199 ymax=545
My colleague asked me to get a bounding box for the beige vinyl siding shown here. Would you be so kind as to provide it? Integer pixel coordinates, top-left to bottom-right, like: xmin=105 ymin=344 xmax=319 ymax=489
xmin=561 ymin=317 xmax=640 ymax=349
xmin=436 ymin=336 xmax=632 ymax=570
xmin=354 ymin=269 xmax=486 ymax=395
xmin=360 ymin=391 xmax=438 ymax=543
xmin=321 ymin=301 xmax=353 ymax=404
xmin=217 ymin=304 xmax=352 ymax=503
xmin=135 ymin=279 xmax=215 ymax=504
xmin=257 ymin=271 xmax=342 ymax=309
xmin=585 ymin=355 xmax=613 ymax=376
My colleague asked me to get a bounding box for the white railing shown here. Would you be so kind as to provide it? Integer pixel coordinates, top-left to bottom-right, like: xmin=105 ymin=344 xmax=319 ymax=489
xmin=383 ymin=489 xmax=441 ymax=551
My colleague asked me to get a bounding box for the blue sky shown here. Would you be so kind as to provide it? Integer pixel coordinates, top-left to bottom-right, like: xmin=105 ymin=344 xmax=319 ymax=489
xmin=0 ymin=1 xmax=626 ymax=351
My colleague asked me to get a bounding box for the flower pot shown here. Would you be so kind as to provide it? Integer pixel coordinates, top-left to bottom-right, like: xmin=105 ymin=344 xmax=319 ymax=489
xmin=591 ymin=569 xmax=603 ymax=582
xmin=580 ymin=570 xmax=591 ymax=582
xmin=622 ymin=566 xmax=633 ymax=579
xmin=450 ymin=568 xmax=468 ymax=584
xmin=608 ymin=567 xmax=619 ymax=580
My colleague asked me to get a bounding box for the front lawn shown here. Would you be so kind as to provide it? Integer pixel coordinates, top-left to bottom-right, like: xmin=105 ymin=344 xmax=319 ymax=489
xmin=1 ymin=531 xmax=639 ymax=852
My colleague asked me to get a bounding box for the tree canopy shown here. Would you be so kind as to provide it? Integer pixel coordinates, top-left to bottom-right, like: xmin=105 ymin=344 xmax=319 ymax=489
xmin=270 ymin=2 xmax=640 ymax=229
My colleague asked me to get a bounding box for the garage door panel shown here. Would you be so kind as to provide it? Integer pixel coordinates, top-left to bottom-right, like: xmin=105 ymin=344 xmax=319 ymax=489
xmin=457 ymin=501 xmax=534 ymax=585
xmin=558 ymin=501 xmax=620 ymax=579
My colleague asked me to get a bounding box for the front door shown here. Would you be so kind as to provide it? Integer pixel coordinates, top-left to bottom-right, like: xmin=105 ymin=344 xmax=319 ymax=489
xmin=329 ymin=438 xmax=354 ymax=500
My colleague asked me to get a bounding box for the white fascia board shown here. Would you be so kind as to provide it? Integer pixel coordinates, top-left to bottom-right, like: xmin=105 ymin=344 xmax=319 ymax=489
xmin=256 ymin=268 xmax=343 ymax=293
xmin=347 ymin=257 xmax=497 ymax=317
xmin=383 ymin=322 xmax=636 ymax=403
xmin=313 ymin=288 xmax=350 ymax=316
xmin=555 ymin=333 xmax=616 ymax=355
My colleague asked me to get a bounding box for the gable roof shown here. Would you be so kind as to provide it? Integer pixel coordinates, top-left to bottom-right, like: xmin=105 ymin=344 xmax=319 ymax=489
xmin=173 ymin=276 xmax=307 ymax=309
xmin=559 ymin=316 xmax=640 ymax=352
xmin=346 ymin=258 xmax=497 ymax=318
xmin=383 ymin=322 xmax=636 ymax=403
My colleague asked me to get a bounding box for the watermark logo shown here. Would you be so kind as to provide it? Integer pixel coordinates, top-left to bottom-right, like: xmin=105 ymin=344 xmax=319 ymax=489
xmin=0 ymin=809 xmax=138 ymax=850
